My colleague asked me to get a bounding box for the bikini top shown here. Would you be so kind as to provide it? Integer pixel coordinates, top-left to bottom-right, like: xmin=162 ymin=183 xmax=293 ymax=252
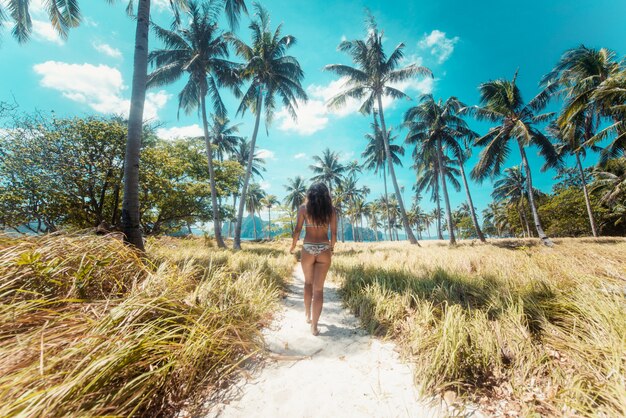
xmin=304 ymin=218 xmax=328 ymax=229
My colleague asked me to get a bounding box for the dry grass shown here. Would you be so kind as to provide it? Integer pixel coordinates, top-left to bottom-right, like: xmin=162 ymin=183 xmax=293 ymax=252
xmin=0 ymin=233 xmax=295 ymax=417
xmin=330 ymin=237 xmax=626 ymax=417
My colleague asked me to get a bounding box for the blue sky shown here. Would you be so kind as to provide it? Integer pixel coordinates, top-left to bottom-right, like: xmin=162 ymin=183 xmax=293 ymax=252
xmin=2 ymin=0 xmax=626 ymax=220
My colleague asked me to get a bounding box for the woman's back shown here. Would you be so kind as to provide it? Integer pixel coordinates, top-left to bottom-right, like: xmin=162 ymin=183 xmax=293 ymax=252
xmin=301 ymin=205 xmax=331 ymax=243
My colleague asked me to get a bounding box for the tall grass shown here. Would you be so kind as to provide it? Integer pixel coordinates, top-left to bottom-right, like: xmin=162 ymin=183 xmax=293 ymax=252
xmin=0 ymin=233 xmax=294 ymax=417
xmin=331 ymin=238 xmax=626 ymax=416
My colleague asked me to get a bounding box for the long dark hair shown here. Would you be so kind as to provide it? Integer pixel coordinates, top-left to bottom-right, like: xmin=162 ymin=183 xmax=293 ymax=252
xmin=305 ymin=183 xmax=333 ymax=225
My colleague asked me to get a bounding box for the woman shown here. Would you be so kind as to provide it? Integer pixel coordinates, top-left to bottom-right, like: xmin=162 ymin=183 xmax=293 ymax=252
xmin=289 ymin=183 xmax=337 ymax=336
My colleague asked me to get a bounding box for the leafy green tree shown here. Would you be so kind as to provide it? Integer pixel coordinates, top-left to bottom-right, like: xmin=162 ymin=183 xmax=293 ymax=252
xmin=325 ymin=14 xmax=431 ymax=245
xmin=466 ymin=71 xmax=559 ymax=246
xmin=231 ymin=3 xmax=307 ymax=250
xmin=538 ymin=188 xmax=608 ymax=237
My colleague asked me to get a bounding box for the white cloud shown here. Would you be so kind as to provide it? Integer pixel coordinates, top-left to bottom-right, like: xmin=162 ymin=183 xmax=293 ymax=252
xmin=32 ymin=19 xmax=64 ymax=45
xmin=259 ymin=181 xmax=271 ymax=190
xmin=256 ymin=149 xmax=275 ymax=160
xmin=152 ymin=0 xmax=172 ymax=11
xmin=418 ymin=30 xmax=459 ymax=64
xmin=93 ymin=42 xmax=122 ymax=59
xmin=157 ymin=124 xmax=203 ymax=140
xmin=275 ymin=72 xmax=434 ymax=136
xmin=33 ymin=61 xmax=169 ymax=120
xmin=294 ymin=153 xmax=306 ymax=159
xmin=338 ymin=151 xmax=355 ymax=162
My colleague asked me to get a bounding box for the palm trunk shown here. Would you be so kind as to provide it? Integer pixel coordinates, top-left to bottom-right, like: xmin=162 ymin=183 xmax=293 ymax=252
xmin=518 ymin=142 xmax=553 ymax=246
xmin=230 ymin=194 xmax=238 ymax=238
xmin=340 ymin=207 xmax=345 ymax=242
xmin=267 ymin=208 xmax=271 ymax=239
xmin=201 ymin=94 xmax=226 ymax=248
xmin=234 ymin=94 xmax=262 ymax=250
xmin=121 ymin=0 xmax=150 ymax=252
xmin=382 ymin=169 xmax=392 ymax=241
xmin=252 ymin=203 xmax=258 ymax=240
xmin=459 ymin=160 xmax=486 ymax=242
xmin=436 ymin=141 xmax=456 ymax=245
xmin=377 ymin=94 xmax=419 ymax=245
xmin=575 ymin=152 xmax=598 ymax=237
xmin=517 ymin=205 xmax=526 ymax=237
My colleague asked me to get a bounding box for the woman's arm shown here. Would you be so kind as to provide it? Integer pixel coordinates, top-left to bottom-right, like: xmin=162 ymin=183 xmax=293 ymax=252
xmin=330 ymin=208 xmax=338 ymax=251
xmin=289 ymin=206 xmax=305 ymax=253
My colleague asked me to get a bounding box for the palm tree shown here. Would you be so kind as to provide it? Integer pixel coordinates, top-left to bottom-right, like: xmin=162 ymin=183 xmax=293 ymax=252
xmin=413 ymin=148 xmax=460 ymax=242
xmin=456 ymin=145 xmax=487 ymax=242
xmin=261 ymin=194 xmax=279 ymax=239
xmin=309 ymin=148 xmax=345 ymax=195
xmin=548 ymin=121 xmax=600 ymax=236
xmin=404 ymin=95 xmax=483 ymax=244
xmin=542 ymin=46 xmax=622 ymax=237
xmin=283 ymin=176 xmax=307 ymax=232
xmin=492 ymin=166 xmax=532 ymax=237
xmin=231 ymin=3 xmax=307 ymax=250
xmin=231 ymin=138 xmax=266 ymax=178
xmin=147 ymin=1 xmax=240 ymax=248
xmin=483 ymin=201 xmax=510 ymax=237
xmin=346 ymin=160 xmax=362 ymax=177
xmin=325 ymin=14 xmax=431 ymax=245
xmin=245 ymin=182 xmax=265 ymax=240
xmin=588 ymin=69 xmax=626 ymax=161
xmin=466 ymin=71 xmax=559 ymax=246
xmin=2 ymin=0 xmax=81 ymax=44
xmin=362 ymin=111 xmax=404 ymax=242
xmin=209 ymin=115 xmax=243 ymax=161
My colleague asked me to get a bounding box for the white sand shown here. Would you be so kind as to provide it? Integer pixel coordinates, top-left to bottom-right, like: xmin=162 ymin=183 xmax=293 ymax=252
xmin=203 ymin=264 xmax=481 ymax=418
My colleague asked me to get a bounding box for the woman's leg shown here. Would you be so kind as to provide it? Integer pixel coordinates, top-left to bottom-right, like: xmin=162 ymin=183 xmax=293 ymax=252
xmin=300 ymin=250 xmax=315 ymax=323
xmin=311 ymin=250 xmax=332 ymax=335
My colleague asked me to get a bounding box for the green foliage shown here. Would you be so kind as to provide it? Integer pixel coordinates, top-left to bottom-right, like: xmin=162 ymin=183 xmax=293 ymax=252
xmin=538 ymin=187 xmax=610 ymax=237
xmin=0 ymin=114 xmax=243 ymax=234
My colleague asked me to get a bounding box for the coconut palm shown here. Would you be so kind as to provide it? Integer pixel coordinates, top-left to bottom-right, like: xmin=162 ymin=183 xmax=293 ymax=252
xmin=346 ymin=160 xmax=362 ymax=177
xmin=324 ymin=14 xmax=431 ymax=245
xmin=588 ymin=69 xmax=626 ymax=161
xmin=245 ymin=182 xmax=265 ymax=240
xmin=362 ymin=111 xmax=404 ymax=241
xmin=231 ymin=138 xmax=266 ymax=178
xmin=456 ymin=146 xmax=487 ymax=242
xmin=309 ymin=148 xmax=346 ymax=195
xmin=147 ymin=0 xmax=240 ymax=248
xmin=542 ymin=46 xmax=622 ymax=236
xmin=208 ymin=115 xmax=243 ymax=161
xmin=483 ymin=201 xmax=510 ymax=237
xmin=547 ymin=121 xmax=600 ymax=236
xmin=231 ymin=3 xmax=307 ymax=250
xmin=2 ymin=0 xmax=81 ymax=44
xmin=466 ymin=71 xmax=559 ymax=246
xmin=413 ymin=147 xmax=460 ymax=242
xmin=260 ymin=194 xmax=279 ymax=239
xmin=283 ymin=176 xmax=307 ymax=232
xmin=404 ymin=95 xmax=482 ymax=244
xmin=492 ymin=166 xmax=532 ymax=237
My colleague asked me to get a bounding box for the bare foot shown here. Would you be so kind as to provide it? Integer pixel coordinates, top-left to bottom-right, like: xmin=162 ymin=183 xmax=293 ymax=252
xmin=311 ymin=325 xmax=320 ymax=336
xmin=306 ymin=318 xmax=311 ymax=324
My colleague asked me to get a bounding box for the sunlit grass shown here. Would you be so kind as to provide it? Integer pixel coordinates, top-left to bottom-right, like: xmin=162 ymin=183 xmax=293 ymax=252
xmin=331 ymin=238 xmax=626 ymax=416
xmin=0 ymin=233 xmax=294 ymax=417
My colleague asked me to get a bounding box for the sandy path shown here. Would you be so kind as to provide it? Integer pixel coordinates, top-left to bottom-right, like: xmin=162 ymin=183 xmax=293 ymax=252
xmin=204 ymin=264 xmax=475 ymax=418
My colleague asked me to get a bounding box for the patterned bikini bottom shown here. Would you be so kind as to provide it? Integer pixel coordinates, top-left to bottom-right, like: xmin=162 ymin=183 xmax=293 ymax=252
xmin=302 ymin=242 xmax=331 ymax=256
